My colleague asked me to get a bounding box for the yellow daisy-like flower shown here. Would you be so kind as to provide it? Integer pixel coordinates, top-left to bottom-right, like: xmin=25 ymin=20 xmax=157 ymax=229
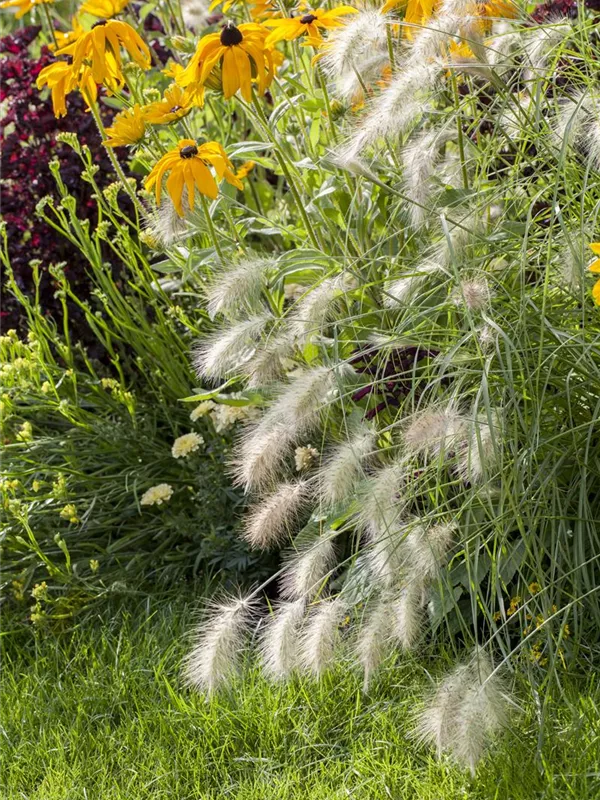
xmin=264 ymin=7 xmax=358 ymax=46
xmin=144 ymin=139 xmax=244 ymax=216
xmin=36 ymin=60 xmax=97 ymax=117
xmin=589 ymin=242 xmax=600 ymax=306
xmin=208 ymin=0 xmax=277 ymax=21
xmin=235 ymin=160 xmax=256 ymax=180
xmin=80 ymin=0 xmax=129 ymax=18
xmin=141 ymin=84 xmax=198 ymax=125
xmin=177 ymin=22 xmax=273 ymax=102
xmin=0 ymin=0 xmax=53 ymax=20
xmin=57 ymin=19 xmax=151 ymax=92
xmin=103 ymin=104 xmax=146 ymax=147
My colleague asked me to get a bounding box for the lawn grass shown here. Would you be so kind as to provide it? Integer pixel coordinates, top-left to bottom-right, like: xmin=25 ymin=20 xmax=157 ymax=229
xmin=1 ymin=594 xmax=599 ymax=800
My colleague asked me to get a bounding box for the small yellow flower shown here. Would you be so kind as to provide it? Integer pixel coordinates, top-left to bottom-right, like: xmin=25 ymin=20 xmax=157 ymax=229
xmin=140 ymin=483 xmax=174 ymax=506
xmin=208 ymin=0 xmax=277 ymax=21
xmin=588 ymin=242 xmax=600 ymax=305
xmin=144 ymin=139 xmax=243 ymax=216
xmin=90 ymin=559 xmax=100 ymax=572
xmin=32 ymin=480 xmax=42 ymax=492
xmin=103 ymin=104 xmax=146 ymax=147
xmin=41 ymin=381 xmax=52 ymax=394
xmin=16 ymin=421 xmax=33 ymax=442
xmin=264 ymin=7 xmax=358 ymax=46
xmin=0 ymin=0 xmax=53 ymax=20
xmin=36 ymin=60 xmax=97 ymax=119
xmin=56 ymin=19 xmax=150 ymax=92
xmin=177 ymin=22 xmax=273 ymax=102
xmin=141 ymin=84 xmax=200 ymax=125
xmin=235 ymin=160 xmax=256 ymax=180
xmin=80 ymin=0 xmax=129 ymax=18
xmin=11 ymin=580 xmax=25 ymax=602
xmin=31 ymin=581 xmax=48 ymax=600
xmin=528 ymin=582 xmax=541 ymax=595
xmin=172 ymin=432 xmax=204 ymax=458
xmin=59 ymin=503 xmax=79 ymax=523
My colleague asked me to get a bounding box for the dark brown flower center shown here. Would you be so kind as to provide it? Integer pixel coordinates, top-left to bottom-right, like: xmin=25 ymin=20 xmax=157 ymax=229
xmin=300 ymin=13 xmax=318 ymax=24
xmin=220 ymin=23 xmax=243 ymax=46
xmin=92 ymin=19 xmax=108 ymax=28
xmin=180 ymin=144 xmax=198 ymax=159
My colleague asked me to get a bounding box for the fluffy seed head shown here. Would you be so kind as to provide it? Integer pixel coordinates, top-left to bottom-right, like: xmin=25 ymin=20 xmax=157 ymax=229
xmin=193 ymin=315 xmax=272 ymax=382
xmin=206 ymin=258 xmax=270 ymax=320
xmin=243 ymin=480 xmax=309 ymax=549
xmin=404 ymin=405 xmax=466 ymax=459
xmin=260 ymin=599 xmax=306 ymax=681
xmin=280 ymin=532 xmax=337 ymax=601
xmin=319 ymin=426 xmax=377 ymax=506
xmin=183 ymin=595 xmax=257 ymax=695
xmin=391 ymin=580 xmax=425 ymax=650
xmin=300 ymin=595 xmax=347 ymax=677
xmin=232 ymin=419 xmax=295 ymax=492
xmin=383 ymin=260 xmax=444 ymax=307
xmin=288 ymin=276 xmax=348 ymax=344
xmin=404 ymin=520 xmax=457 ymax=579
xmin=456 ymin=409 xmax=501 ymax=484
xmin=402 ymin=127 xmax=455 ymax=229
xmin=356 ymin=595 xmax=393 ymax=691
xmin=452 ymin=279 xmax=491 ymax=311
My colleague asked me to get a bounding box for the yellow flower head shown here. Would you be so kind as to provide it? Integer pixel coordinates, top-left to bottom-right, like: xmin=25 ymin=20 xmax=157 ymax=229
xmin=80 ymin=0 xmax=129 ymax=18
xmin=144 ymin=139 xmax=244 ymax=216
xmin=103 ymin=104 xmax=146 ymax=146
xmin=141 ymin=84 xmax=199 ymax=125
xmin=588 ymin=242 xmax=600 ymax=306
xmin=50 ymin=16 xmax=84 ymax=52
xmin=0 ymin=0 xmax=53 ymax=20
xmin=57 ymin=19 xmax=151 ymax=92
xmin=208 ymin=0 xmax=277 ymax=21
xmin=264 ymin=6 xmax=358 ymax=46
xmin=177 ymin=22 xmax=273 ymax=102
xmin=235 ymin=160 xmax=256 ymax=180
xmin=36 ymin=59 xmax=97 ymax=117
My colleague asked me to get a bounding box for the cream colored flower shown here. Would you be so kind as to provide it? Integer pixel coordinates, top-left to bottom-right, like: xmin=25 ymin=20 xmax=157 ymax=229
xmin=172 ymin=432 xmax=204 ymax=458
xmin=190 ymin=401 xmax=216 ymax=421
xmin=211 ymin=401 xmax=260 ymax=433
xmin=294 ymin=445 xmax=319 ymax=472
xmin=59 ymin=503 xmax=79 ymax=523
xmin=90 ymin=559 xmax=100 ymax=572
xmin=16 ymin=421 xmax=33 ymax=442
xmin=140 ymin=483 xmax=174 ymax=506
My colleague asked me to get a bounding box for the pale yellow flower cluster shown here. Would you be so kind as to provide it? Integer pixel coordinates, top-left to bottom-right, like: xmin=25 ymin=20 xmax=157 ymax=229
xmin=140 ymin=483 xmax=174 ymax=506
xmin=172 ymin=432 xmax=204 ymax=459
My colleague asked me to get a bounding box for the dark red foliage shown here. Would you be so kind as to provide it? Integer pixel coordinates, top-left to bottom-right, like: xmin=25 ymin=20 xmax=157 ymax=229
xmin=530 ymin=0 xmax=600 ymax=22
xmin=0 ymin=26 xmax=131 ymax=353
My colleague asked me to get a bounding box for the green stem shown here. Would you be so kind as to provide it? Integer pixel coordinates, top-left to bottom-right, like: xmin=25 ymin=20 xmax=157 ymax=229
xmin=42 ymin=3 xmax=59 ymax=50
xmin=89 ymin=101 xmax=146 ymax=219
xmin=199 ymin=193 xmax=225 ymax=265
xmin=250 ymin=93 xmax=323 ymax=250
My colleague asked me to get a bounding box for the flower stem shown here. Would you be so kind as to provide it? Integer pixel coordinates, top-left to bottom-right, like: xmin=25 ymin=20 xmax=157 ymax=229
xmin=89 ymin=100 xmax=146 ymax=219
xmin=41 ymin=3 xmax=59 ymax=50
xmin=199 ymin=193 xmax=226 ymax=265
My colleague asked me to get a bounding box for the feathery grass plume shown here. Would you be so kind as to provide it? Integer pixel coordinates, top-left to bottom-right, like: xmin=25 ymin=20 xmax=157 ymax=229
xmin=183 ymin=595 xmax=257 ymax=695
xmin=383 ymin=260 xmax=445 ymax=307
xmin=206 ymin=257 xmax=271 ymax=320
xmin=521 ymin=20 xmax=572 ymax=83
xmin=561 ymin=232 xmax=591 ymax=291
xmin=356 ymin=594 xmax=394 ymax=691
xmin=456 ymin=409 xmax=501 ymax=484
xmin=260 ymin=599 xmax=306 ymax=681
xmin=231 ymin=419 xmax=295 ymax=492
xmin=391 ymin=580 xmax=425 ymax=650
xmin=319 ymin=425 xmax=377 ymax=506
xmin=181 ymin=0 xmax=210 ymax=30
xmin=145 ymin=197 xmax=188 ymax=246
xmin=243 ymin=331 xmax=295 ymax=388
xmin=401 ymin=126 xmax=456 ymax=229
xmin=280 ymin=531 xmax=337 ymax=600
xmin=243 ymin=480 xmax=310 ymax=549
xmin=262 ymin=364 xmax=355 ymax=437
xmin=452 ymin=278 xmax=491 ymax=311
xmin=415 ymin=649 xmax=509 ymax=773
xmin=320 ymin=9 xmax=391 ymax=104
xmin=339 ymin=61 xmax=440 ymax=163
xmin=405 ymin=520 xmax=457 ymax=579
xmin=403 ymin=404 xmax=466 ymax=459
xmin=288 ymin=276 xmax=348 ymax=344
xmin=300 ymin=595 xmax=347 ymax=677
xmin=193 ymin=314 xmax=272 ymax=382
xmin=358 ymin=459 xmax=407 ymax=536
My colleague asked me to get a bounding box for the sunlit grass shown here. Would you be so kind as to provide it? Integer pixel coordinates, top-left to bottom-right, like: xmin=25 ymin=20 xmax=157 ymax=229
xmin=2 ymin=595 xmax=599 ymax=799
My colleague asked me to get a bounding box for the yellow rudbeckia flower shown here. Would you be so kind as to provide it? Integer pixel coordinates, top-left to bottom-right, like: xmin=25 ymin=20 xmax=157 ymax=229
xmin=208 ymin=0 xmax=277 ymax=21
xmin=80 ymin=0 xmax=129 ymax=18
xmin=141 ymin=84 xmax=198 ymax=125
xmin=102 ymin=104 xmax=146 ymax=146
xmin=57 ymin=19 xmax=151 ymax=92
xmin=589 ymin=242 xmax=600 ymax=306
xmin=36 ymin=60 xmax=97 ymax=117
xmin=0 ymin=0 xmax=53 ymax=19
xmin=144 ymin=139 xmax=244 ymax=216
xmin=264 ymin=7 xmax=358 ymax=46
xmin=177 ymin=22 xmax=273 ymax=102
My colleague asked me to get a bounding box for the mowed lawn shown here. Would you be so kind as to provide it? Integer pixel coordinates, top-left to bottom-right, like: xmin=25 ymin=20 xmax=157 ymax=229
xmin=2 ymin=594 xmax=599 ymax=800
